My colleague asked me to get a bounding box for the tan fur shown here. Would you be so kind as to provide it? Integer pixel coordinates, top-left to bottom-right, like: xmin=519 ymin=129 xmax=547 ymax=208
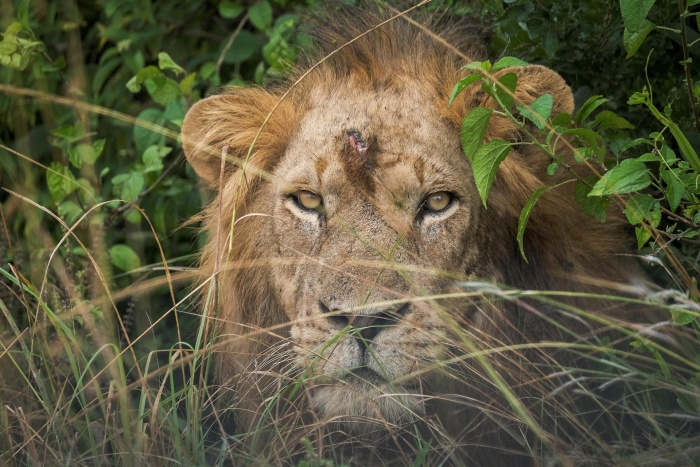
xmin=181 ymin=6 xmax=645 ymax=464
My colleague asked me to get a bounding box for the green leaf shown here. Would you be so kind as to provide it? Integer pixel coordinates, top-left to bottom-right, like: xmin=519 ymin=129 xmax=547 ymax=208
xmin=126 ymin=65 xmax=161 ymax=93
xmin=564 ymin=128 xmax=606 ymax=160
xmin=461 ymin=60 xmax=491 ymax=71
xmin=0 ymin=40 xmax=17 ymax=55
xmin=54 ymin=55 xmax=66 ymax=70
xmin=660 ymin=168 xmax=686 ymax=211
xmin=157 ymin=52 xmax=185 ymax=76
xmin=660 ymin=145 xmax=678 ymax=164
xmin=591 ymin=110 xmax=634 ymax=131
xmin=636 ymin=152 xmax=660 ymax=162
xmin=671 ymin=308 xmax=696 ymax=325
xmin=143 ymin=145 xmax=172 ymax=173
xmin=620 ymin=0 xmax=656 ymax=33
xmin=93 ymin=139 xmax=105 ymax=158
xmin=249 ymin=1 xmax=273 ymax=31
xmin=491 ymin=56 xmax=529 ymax=72
xmin=517 ymin=187 xmax=547 ymax=261
xmin=635 ymin=226 xmax=652 ymax=249
xmin=589 ymin=159 xmax=651 ymax=196
xmin=625 ymin=193 xmax=661 ymax=226
xmin=91 ymin=58 xmax=113 ymax=85
xmin=449 ymin=74 xmax=482 ymax=106
xmin=125 ymin=209 xmax=142 ymax=224
xmin=575 ymin=95 xmax=609 ymax=125
xmin=17 ymin=0 xmax=29 ymax=26
xmin=134 ymin=108 xmax=166 ymax=153
xmin=219 ymin=1 xmax=245 ymax=19
xmin=516 ymin=93 xmax=553 ymax=130
xmin=623 ymin=20 xmax=656 ymax=58
xmin=461 ymin=107 xmax=493 ymax=162
xmin=551 ymin=112 xmax=572 ymax=128
xmin=626 ymin=194 xmax=660 ymax=248
xmin=574 ymin=178 xmax=610 ymax=222
xmin=223 ymin=30 xmax=263 ymax=64
xmin=112 ymin=172 xmax=144 ymax=202
xmin=149 ymin=76 xmax=182 ymax=106
xmin=471 ymin=139 xmax=513 ymax=207
xmin=76 ymin=178 xmax=95 ymax=205
xmin=628 ymin=91 xmax=648 ymax=105
xmin=109 ymin=245 xmax=141 ymax=272
xmin=58 ymin=200 xmax=83 ymax=226
xmin=68 ymin=143 xmax=98 ymax=168
xmin=180 ymin=72 xmax=196 ymax=96
xmin=495 ymin=72 xmax=518 ymax=110
xmin=47 ymin=162 xmax=77 ymax=203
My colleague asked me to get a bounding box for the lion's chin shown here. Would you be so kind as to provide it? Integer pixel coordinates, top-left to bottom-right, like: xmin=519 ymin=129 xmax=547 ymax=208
xmin=307 ymin=382 xmax=426 ymax=435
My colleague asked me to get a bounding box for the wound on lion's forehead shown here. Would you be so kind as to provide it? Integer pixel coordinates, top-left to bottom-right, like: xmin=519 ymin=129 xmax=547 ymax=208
xmin=340 ymin=129 xmax=377 ymax=193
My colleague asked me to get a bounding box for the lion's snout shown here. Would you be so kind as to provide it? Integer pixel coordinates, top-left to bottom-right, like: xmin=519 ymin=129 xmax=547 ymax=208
xmin=318 ymin=300 xmax=409 ymax=344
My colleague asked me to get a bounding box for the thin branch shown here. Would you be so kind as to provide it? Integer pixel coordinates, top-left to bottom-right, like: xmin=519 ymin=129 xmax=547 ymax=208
xmin=215 ymin=14 xmax=248 ymax=78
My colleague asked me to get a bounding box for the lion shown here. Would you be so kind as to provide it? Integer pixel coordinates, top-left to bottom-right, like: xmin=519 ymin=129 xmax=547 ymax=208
xmin=181 ymin=5 xmax=651 ymax=466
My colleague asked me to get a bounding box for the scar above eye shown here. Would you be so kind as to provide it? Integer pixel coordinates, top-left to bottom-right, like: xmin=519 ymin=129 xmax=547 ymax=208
xmin=345 ymin=129 xmax=376 ymax=171
xmin=347 ymin=130 xmax=369 ymax=156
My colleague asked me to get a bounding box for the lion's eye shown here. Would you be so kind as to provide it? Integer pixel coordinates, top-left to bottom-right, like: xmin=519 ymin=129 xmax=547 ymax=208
xmin=423 ymin=191 xmax=453 ymax=212
xmin=293 ymin=190 xmax=323 ymax=211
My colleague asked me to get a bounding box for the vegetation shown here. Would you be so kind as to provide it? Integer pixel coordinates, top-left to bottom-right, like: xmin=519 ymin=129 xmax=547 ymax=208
xmin=0 ymin=0 xmax=699 ymax=465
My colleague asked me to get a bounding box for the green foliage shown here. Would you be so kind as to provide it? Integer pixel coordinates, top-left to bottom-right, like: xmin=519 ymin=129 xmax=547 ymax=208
xmin=0 ymin=0 xmax=316 ymax=464
xmin=452 ymin=1 xmax=700 ymax=449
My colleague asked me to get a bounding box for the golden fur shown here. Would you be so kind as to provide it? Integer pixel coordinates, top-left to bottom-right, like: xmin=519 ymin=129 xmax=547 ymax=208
xmin=181 ymin=5 xmax=646 ymax=465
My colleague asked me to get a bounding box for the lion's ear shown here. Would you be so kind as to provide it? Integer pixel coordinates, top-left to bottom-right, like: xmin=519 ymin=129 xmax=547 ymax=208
xmin=460 ymin=64 xmax=574 ymax=129
xmin=181 ymin=88 xmax=295 ymax=186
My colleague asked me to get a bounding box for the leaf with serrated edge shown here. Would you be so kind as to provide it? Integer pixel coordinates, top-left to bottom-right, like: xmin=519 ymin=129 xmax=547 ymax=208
xmin=625 ymin=193 xmax=660 ymax=226
xmin=660 ymin=168 xmax=685 ymax=211
xmin=620 ymin=0 xmax=656 ymax=33
xmin=590 ymin=159 xmax=651 ymax=196
xmin=461 ymin=107 xmax=493 ymax=162
xmin=157 ymin=52 xmax=185 ymax=76
xmin=495 ymin=73 xmax=517 ymax=110
xmin=449 ymin=74 xmax=482 ymax=106
xmin=492 ymin=56 xmax=529 ymax=72
xmin=517 ymin=187 xmax=547 ymax=261
xmin=516 ymin=94 xmax=553 ymax=130
xmin=624 ymin=20 xmax=656 ymax=58
xmin=574 ymin=178 xmax=610 ymax=222
xmin=472 ymin=139 xmax=512 ymax=207
xmin=575 ymin=95 xmax=609 ymax=125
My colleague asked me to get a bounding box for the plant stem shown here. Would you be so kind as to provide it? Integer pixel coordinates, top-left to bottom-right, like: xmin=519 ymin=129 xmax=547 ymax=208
xmin=678 ymin=0 xmax=700 ymax=134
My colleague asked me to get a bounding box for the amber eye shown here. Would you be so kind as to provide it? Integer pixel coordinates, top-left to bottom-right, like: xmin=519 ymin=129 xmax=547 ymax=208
xmin=424 ymin=191 xmax=453 ymax=212
xmin=293 ymin=190 xmax=323 ymax=211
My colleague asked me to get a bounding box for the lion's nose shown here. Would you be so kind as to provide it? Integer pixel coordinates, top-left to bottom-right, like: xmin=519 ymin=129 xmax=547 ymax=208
xmin=319 ymin=302 xmax=409 ymax=343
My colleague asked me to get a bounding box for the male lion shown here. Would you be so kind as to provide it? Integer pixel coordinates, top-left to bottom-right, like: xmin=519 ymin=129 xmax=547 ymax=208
xmin=181 ymin=5 xmax=649 ymax=466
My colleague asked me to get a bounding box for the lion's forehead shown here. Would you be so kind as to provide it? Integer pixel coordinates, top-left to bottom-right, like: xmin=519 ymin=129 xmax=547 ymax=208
xmin=276 ymin=85 xmax=465 ymax=195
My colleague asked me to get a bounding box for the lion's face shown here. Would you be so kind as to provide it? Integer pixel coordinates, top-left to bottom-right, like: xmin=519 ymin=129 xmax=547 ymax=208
xmin=266 ymin=84 xmax=487 ymax=426
xmin=181 ymin=10 xmax=640 ymax=447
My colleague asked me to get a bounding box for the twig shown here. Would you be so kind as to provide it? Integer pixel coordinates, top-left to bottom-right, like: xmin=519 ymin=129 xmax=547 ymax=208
xmin=678 ymin=0 xmax=700 ymax=133
xmin=660 ymin=205 xmax=693 ymax=226
xmin=215 ymin=14 xmax=249 ymax=78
